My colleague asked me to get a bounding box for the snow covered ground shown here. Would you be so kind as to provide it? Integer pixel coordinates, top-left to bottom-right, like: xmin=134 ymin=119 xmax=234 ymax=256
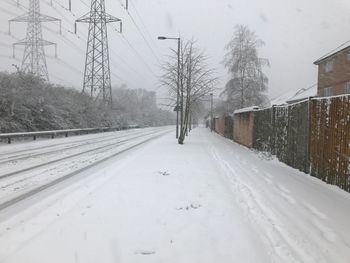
xmin=0 ymin=127 xmax=349 ymax=263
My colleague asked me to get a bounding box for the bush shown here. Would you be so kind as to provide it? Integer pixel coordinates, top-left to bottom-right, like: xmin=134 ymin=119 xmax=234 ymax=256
xmin=0 ymin=72 xmax=118 ymax=132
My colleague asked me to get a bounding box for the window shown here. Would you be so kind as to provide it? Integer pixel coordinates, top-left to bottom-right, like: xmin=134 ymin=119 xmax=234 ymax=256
xmin=345 ymin=82 xmax=350 ymax=94
xmin=324 ymin=87 xmax=333 ymax=96
xmin=324 ymin=59 xmax=334 ymax=73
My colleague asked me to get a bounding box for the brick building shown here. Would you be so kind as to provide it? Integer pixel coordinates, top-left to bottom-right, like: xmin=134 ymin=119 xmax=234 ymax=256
xmin=314 ymin=45 xmax=350 ymax=97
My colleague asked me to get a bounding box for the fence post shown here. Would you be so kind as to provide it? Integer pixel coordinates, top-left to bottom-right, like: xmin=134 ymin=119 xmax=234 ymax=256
xmin=271 ymin=105 xmax=276 ymax=155
xmin=308 ymin=97 xmax=313 ymax=168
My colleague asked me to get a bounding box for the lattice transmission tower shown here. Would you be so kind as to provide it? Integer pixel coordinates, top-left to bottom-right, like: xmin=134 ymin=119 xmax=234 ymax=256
xmin=76 ymin=0 xmax=122 ymax=106
xmin=9 ymin=0 xmax=61 ymax=81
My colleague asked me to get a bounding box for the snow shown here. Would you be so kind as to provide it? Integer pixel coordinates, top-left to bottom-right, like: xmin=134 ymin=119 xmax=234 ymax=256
xmin=0 ymin=128 xmax=349 ymax=263
xmin=312 ymin=93 xmax=350 ymax=101
xmin=288 ymin=85 xmax=317 ymax=102
xmin=0 ymin=128 xmax=113 ymax=139
xmin=271 ymin=85 xmax=317 ymax=106
xmin=0 ymin=127 xmax=170 ymax=208
xmin=234 ymin=106 xmax=260 ymax=114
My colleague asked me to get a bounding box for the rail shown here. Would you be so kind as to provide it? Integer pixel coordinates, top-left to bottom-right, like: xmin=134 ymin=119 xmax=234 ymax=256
xmin=0 ymin=126 xmax=136 ymax=144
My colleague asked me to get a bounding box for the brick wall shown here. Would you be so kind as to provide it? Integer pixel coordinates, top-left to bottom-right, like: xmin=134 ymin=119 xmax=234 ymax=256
xmin=318 ymin=50 xmax=350 ymax=96
xmin=233 ymin=112 xmax=254 ymax=148
xmin=215 ymin=116 xmax=225 ymax=136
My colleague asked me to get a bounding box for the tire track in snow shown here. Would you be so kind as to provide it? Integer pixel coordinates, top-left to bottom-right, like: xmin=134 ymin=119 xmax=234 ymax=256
xmin=253 ymin=164 xmax=340 ymax=245
xmin=209 ymin=146 xmax=328 ymax=263
xmin=251 ymin=166 xmax=296 ymax=205
xmin=0 ymin=129 xmax=172 ymax=211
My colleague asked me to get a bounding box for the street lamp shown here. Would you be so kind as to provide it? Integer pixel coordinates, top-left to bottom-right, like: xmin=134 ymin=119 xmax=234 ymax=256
xmin=210 ymin=93 xmax=214 ymax=132
xmin=158 ymin=36 xmax=181 ymax=139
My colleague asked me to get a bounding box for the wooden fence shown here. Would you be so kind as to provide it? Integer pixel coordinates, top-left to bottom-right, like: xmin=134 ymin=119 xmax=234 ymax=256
xmin=252 ymin=102 xmax=309 ymax=173
xmin=310 ymin=96 xmax=350 ymax=192
xmin=216 ymin=94 xmax=349 ymax=192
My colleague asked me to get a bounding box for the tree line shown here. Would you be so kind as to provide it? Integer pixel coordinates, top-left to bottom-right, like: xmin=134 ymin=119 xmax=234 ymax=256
xmin=0 ymin=72 xmax=175 ymax=133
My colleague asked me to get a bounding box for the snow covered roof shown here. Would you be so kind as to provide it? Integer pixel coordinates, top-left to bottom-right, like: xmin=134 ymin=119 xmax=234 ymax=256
xmin=314 ymin=43 xmax=350 ymax=65
xmin=234 ymin=106 xmax=260 ymax=114
xmin=270 ymin=85 xmax=317 ymax=106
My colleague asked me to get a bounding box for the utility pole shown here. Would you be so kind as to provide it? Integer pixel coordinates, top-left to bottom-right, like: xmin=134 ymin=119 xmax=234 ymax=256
xmin=176 ymin=38 xmax=180 ymax=139
xmin=210 ymin=93 xmax=213 ymax=132
xmin=179 ymin=41 xmax=184 ymax=143
xmin=76 ymin=0 xmax=122 ymax=106
xmin=9 ymin=0 xmax=61 ymax=81
xmin=158 ymin=36 xmax=181 ymax=139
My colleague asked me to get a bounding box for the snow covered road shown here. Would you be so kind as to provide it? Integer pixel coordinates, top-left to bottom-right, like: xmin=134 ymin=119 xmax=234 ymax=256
xmin=0 ymin=127 xmax=171 ymax=210
xmin=0 ymin=127 xmax=349 ymax=263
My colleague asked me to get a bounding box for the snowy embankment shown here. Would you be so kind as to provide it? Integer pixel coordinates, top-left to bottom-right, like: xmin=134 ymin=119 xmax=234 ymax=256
xmin=0 ymin=128 xmax=349 ymax=263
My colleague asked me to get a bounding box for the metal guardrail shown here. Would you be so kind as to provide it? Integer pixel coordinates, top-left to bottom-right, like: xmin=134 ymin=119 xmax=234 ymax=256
xmin=0 ymin=126 xmax=135 ymax=144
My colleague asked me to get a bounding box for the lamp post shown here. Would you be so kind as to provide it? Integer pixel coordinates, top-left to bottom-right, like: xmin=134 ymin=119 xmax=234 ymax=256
xmin=210 ymin=93 xmax=213 ymax=132
xmin=158 ymin=36 xmax=181 ymax=139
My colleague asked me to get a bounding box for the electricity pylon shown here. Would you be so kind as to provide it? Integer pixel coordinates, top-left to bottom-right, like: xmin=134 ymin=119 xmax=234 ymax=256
xmin=76 ymin=0 xmax=122 ymax=106
xmin=9 ymin=0 xmax=61 ymax=81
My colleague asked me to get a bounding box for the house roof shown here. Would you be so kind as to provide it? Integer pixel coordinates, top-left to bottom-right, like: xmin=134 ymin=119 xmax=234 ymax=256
xmin=270 ymin=85 xmax=317 ymax=106
xmin=314 ymin=43 xmax=350 ymax=65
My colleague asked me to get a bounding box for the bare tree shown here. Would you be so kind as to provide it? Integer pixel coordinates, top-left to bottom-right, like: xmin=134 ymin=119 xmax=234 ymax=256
xmin=160 ymin=40 xmax=217 ymax=144
xmin=222 ymin=25 xmax=270 ymax=111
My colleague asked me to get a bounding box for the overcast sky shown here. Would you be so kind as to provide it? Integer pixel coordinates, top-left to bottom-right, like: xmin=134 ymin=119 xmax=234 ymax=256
xmin=1 ymin=0 xmax=350 ymax=106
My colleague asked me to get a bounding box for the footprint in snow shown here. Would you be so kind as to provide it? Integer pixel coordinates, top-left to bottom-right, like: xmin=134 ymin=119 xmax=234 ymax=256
xmin=304 ymin=203 xmax=328 ymax=220
xmin=158 ymin=171 xmax=170 ymax=176
xmin=135 ymin=250 xmax=156 ymax=255
xmin=274 ymin=184 xmax=296 ymax=204
xmin=313 ymin=219 xmax=338 ymax=243
xmin=176 ymin=204 xmax=201 ymax=210
xmin=251 ymin=167 xmax=259 ymax=173
xmin=263 ymin=177 xmax=273 ymax=185
xmin=279 ymin=191 xmax=296 ymax=204
xmin=277 ymin=184 xmax=290 ymax=194
xmin=263 ymin=172 xmax=273 ymax=179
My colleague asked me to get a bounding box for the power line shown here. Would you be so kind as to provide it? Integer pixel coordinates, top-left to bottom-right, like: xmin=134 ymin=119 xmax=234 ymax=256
xmin=8 ymin=0 xmax=61 ymax=81
xmin=47 ymin=0 xmax=155 ymax=89
xmin=79 ymin=0 xmax=159 ymax=79
xmin=75 ymin=0 xmax=122 ymax=106
xmin=123 ymin=6 xmax=160 ymax=64
xmin=119 ymin=32 xmax=158 ymax=78
xmin=47 ymin=56 xmax=84 ymax=75
xmin=9 ymin=1 xmax=128 ymax=82
xmin=0 ymin=54 xmax=20 ymax=62
xmin=80 ymin=0 xmax=158 ymax=77
xmin=5 ymin=0 xmax=158 ymax=92
xmin=129 ymin=0 xmax=161 ymax=59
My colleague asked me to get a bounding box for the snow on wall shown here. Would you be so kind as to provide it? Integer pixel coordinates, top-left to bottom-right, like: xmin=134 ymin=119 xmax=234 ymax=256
xmin=234 ymin=106 xmax=260 ymax=114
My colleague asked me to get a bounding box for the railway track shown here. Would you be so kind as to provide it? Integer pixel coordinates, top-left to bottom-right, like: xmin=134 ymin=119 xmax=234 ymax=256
xmin=0 ymin=128 xmax=171 ymax=211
